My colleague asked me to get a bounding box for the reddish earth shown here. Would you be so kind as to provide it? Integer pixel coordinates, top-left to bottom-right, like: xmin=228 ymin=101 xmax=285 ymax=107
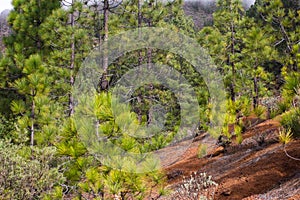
xmin=161 ymin=118 xmax=300 ymax=200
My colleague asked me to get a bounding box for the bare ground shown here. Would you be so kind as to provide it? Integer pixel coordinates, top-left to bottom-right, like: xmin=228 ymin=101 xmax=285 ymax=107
xmin=161 ymin=118 xmax=300 ymax=200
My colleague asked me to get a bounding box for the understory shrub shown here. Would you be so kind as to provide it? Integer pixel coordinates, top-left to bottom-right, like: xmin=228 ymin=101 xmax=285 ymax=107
xmin=172 ymin=171 xmax=218 ymax=200
xmin=0 ymin=140 xmax=65 ymax=200
xmin=0 ymin=115 xmax=15 ymax=140
xmin=280 ymin=108 xmax=300 ymax=137
xmin=197 ymin=143 xmax=208 ymax=158
xmin=253 ymin=105 xmax=267 ymax=119
xmin=278 ymin=128 xmax=293 ymax=145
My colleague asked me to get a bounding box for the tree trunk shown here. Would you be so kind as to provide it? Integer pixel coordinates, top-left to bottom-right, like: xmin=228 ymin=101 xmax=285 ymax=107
xmin=69 ymin=0 xmax=75 ymax=116
xmin=137 ymin=0 xmax=143 ymax=123
xmin=138 ymin=0 xmax=143 ymax=65
xmin=103 ymin=0 xmax=109 ymax=69
xmin=147 ymin=1 xmax=152 ymax=69
xmin=99 ymin=0 xmax=109 ymax=91
xmin=230 ymin=20 xmax=236 ymax=102
xmin=253 ymin=75 xmax=259 ymax=109
xmin=30 ymin=96 xmax=35 ymax=146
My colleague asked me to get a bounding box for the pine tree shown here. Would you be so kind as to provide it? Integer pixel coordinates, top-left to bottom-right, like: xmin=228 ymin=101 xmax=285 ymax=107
xmin=40 ymin=1 xmax=93 ymax=116
xmin=241 ymin=26 xmax=277 ymax=108
xmin=0 ymin=0 xmax=60 ymax=116
xmin=255 ymin=0 xmax=300 ymax=72
xmin=199 ymin=0 xmax=245 ymax=103
xmin=10 ymin=55 xmax=57 ymax=146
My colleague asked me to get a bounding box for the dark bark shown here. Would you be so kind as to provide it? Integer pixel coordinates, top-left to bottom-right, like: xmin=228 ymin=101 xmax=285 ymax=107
xmin=253 ymin=75 xmax=259 ymax=109
xmin=69 ymin=0 xmax=75 ymax=116
xmin=30 ymin=96 xmax=35 ymax=146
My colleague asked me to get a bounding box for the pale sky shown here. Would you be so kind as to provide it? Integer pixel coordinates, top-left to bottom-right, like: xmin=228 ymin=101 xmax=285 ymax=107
xmin=0 ymin=0 xmax=12 ymax=11
xmin=0 ymin=0 xmax=256 ymax=12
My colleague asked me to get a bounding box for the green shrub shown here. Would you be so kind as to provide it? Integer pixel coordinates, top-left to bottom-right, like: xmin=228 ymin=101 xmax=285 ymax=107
xmin=234 ymin=125 xmax=243 ymax=144
xmin=277 ymin=100 xmax=291 ymax=114
xmin=281 ymin=108 xmax=300 ymax=137
xmin=197 ymin=143 xmax=207 ymax=158
xmin=270 ymin=108 xmax=280 ymax=119
xmin=278 ymin=128 xmax=293 ymax=145
xmin=0 ymin=140 xmax=65 ymax=200
xmin=253 ymin=105 xmax=266 ymax=119
xmin=236 ymin=97 xmax=251 ymax=117
xmin=282 ymin=72 xmax=300 ymax=102
xmin=0 ymin=115 xmax=15 ymax=140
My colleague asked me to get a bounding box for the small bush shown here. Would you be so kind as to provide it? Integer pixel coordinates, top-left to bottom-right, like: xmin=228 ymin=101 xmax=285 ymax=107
xmin=0 ymin=140 xmax=65 ymax=199
xmin=197 ymin=143 xmax=207 ymax=158
xmin=281 ymin=108 xmax=300 ymax=137
xmin=277 ymin=100 xmax=291 ymax=114
xmin=278 ymin=128 xmax=293 ymax=145
xmin=282 ymin=72 xmax=300 ymax=104
xmin=0 ymin=115 xmax=15 ymax=140
xmin=172 ymin=171 xmax=218 ymax=200
xmin=234 ymin=125 xmax=243 ymax=144
xmin=236 ymin=97 xmax=252 ymax=117
xmin=253 ymin=105 xmax=267 ymax=119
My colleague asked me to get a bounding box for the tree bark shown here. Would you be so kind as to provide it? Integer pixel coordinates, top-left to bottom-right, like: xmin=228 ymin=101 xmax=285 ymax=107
xmin=30 ymin=96 xmax=35 ymax=146
xmin=253 ymin=75 xmax=259 ymax=109
xmin=69 ymin=0 xmax=75 ymax=116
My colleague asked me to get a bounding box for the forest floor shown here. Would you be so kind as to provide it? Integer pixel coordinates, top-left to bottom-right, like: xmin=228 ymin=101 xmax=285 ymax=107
xmin=161 ymin=117 xmax=300 ymax=200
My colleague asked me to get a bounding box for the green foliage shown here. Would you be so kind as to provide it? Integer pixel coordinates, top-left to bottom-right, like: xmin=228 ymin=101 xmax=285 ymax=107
xmin=278 ymin=127 xmax=293 ymax=145
xmin=199 ymin=0 xmax=245 ymax=102
xmin=0 ymin=140 xmax=65 ymax=200
xmin=197 ymin=143 xmax=208 ymax=158
xmin=2 ymin=0 xmax=300 ymax=199
xmin=281 ymin=108 xmax=300 ymax=137
xmin=282 ymin=72 xmax=300 ymax=105
xmin=78 ymin=167 xmax=104 ymax=198
xmin=253 ymin=105 xmax=267 ymax=119
xmin=234 ymin=125 xmax=243 ymax=144
xmin=10 ymin=54 xmax=60 ymax=146
xmin=236 ymin=97 xmax=252 ymax=117
xmin=277 ymin=100 xmax=291 ymax=114
xmin=0 ymin=115 xmax=15 ymax=140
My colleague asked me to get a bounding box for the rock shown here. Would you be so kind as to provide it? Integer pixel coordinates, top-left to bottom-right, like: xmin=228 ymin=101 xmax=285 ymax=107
xmin=209 ymin=146 xmax=225 ymax=157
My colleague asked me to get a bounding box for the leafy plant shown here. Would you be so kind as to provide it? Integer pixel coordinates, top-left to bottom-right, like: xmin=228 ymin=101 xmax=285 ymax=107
xmin=278 ymin=128 xmax=293 ymax=145
xmin=0 ymin=115 xmax=15 ymax=140
xmin=277 ymin=100 xmax=291 ymax=114
xmin=253 ymin=105 xmax=266 ymax=119
xmin=234 ymin=125 xmax=243 ymax=144
xmin=281 ymin=108 xmax=300 ymax=137
xmin=0 ymin=140 xmax=65 ymax=200
xmin=197 ymin=143 xmax=208 ymax=158
xmin=282 ymin=72 xmax=300 ymax=105
xmin=172 ymin=171 xmax=218 ymax=200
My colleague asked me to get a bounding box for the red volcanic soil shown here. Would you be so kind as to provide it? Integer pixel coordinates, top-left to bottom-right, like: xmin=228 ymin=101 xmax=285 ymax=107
xmin=162 ymin=118 xmax=300 ymax=200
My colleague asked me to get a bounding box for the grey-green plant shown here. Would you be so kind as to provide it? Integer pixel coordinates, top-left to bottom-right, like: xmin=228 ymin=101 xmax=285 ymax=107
xmin=0 ymin=140 xmax=65 ymax=200
xmin=172 ymin=171 xmax=218 ymax=200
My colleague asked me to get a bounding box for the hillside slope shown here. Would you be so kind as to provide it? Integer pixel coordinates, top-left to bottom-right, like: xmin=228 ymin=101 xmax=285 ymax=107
xmin=162 ymin=118 xmax=300 ymax=199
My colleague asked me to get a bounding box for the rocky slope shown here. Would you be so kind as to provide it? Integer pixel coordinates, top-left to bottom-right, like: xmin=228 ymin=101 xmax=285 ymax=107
xmin=0 ymin=9 xmax=10 ymax=54
xmin=161 ymin=117 xmax=300 ymax=199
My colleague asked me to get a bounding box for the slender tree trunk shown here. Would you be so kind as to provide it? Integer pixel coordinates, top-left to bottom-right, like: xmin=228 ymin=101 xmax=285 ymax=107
xmin=147 ymin=1 xmax=152 ymax=69
xmin=137 ymin=0 xmax=143 ymax=123
xmin=30 ymin=95 xmax=35 ymax=146
xmin=230 ymin=20 xmax=236 ymax=102
xmin=37 ymin=0 xmax=42 ymax=52
xmin=253 ymin=74 xmax=259 ymax=109
xmin=69 ymin=0 xmax=75 ymax=116
xmin=103 ymin=0 xmax=109 ymax=72
xmin=138 ymin=0 xmax=143 ymax=65
xmin=99 ymin=0 xmax=109 ymax=91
